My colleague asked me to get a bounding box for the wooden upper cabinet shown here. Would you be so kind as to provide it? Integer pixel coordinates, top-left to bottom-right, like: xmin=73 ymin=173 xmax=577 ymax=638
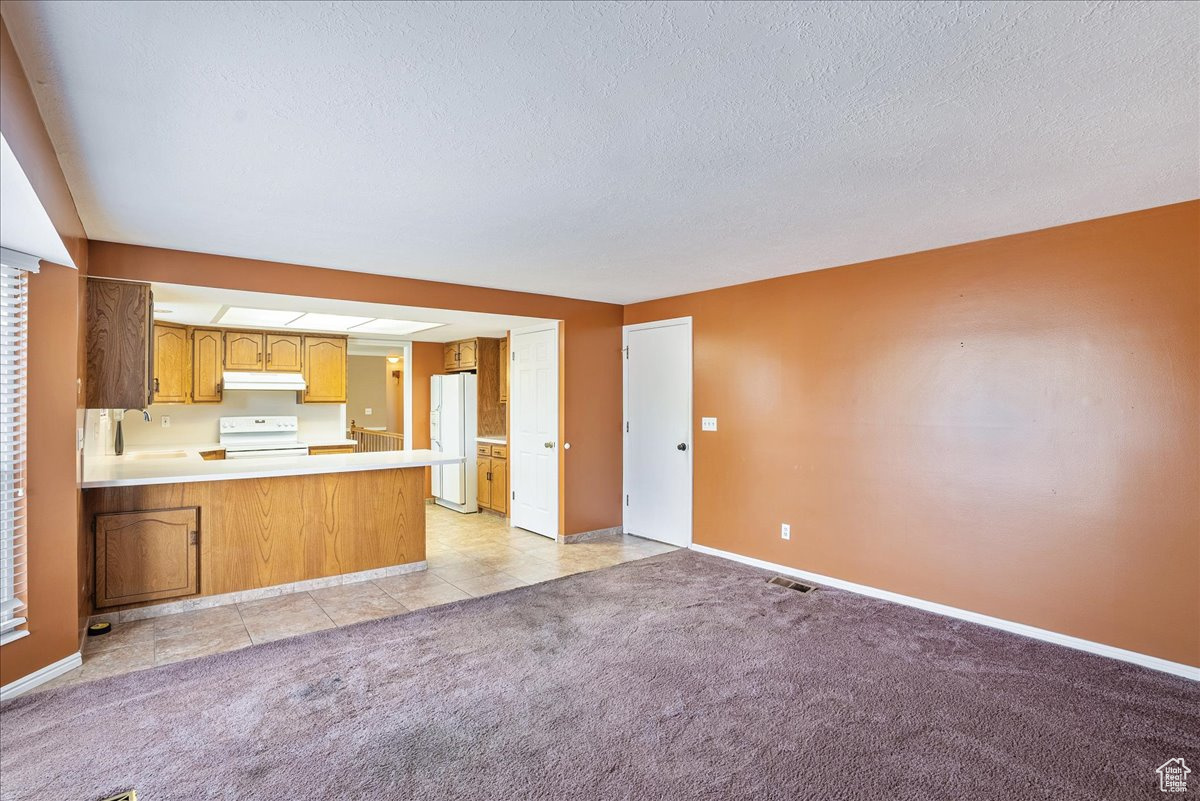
xmin=86 ymin=278 xmax=154 ymax=409
xmin=499 ymin=336 xmax=509 ymax=403
xmin=265 ymin=334 xmax=303 ymax=372
xmin=191 ymin=328 xmax=224 ymax=403
xmin=302 ymin=336 xmax=347 ymax=402
xmin=457 ymin=339 xmax=478 ymax=370
xmin=225 ymin=332 xmax=264 ymax=370
xmin=443 ymin=338 xmax=480 ymax=372
xmin=152 ymin=323 xmax=190 ymax=404
xmin=94 ymin=507 xmax=199 ymax=608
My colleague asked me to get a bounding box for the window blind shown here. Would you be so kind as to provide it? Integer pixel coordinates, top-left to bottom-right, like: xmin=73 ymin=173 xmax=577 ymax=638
xmin=0 ymin=255 xmax=33 ymax=646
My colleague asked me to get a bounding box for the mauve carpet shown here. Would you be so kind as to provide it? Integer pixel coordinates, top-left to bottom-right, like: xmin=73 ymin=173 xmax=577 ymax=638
xmin=1 ymin=550 xmax=1196 ymax=801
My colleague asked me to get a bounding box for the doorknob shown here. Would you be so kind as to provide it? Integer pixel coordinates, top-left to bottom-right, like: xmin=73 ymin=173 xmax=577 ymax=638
xmin=677 ymin=442 xmax=687 ymax=451
xmin=544 ymin=441 xmax=555 ymax=449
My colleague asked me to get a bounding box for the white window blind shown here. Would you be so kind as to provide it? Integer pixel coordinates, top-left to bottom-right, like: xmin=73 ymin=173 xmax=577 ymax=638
xmin=0 ymin=253 xmax=33 ymax=646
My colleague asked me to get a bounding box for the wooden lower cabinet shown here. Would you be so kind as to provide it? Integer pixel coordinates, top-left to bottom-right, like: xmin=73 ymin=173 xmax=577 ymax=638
xmin=309 ymin=444 xmax=354 ymax=455
xmin=86 ymin=468 xmax=426 ymax=609
xmin=95 ymin=507 xmax=199 ymax=608
xmin=476 ymin=448 xmax=507 ymax=515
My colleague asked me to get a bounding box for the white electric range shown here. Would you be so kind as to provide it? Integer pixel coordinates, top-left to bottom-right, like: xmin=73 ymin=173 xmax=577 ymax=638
xmin=218 ymin=416 xmax=310 ymax=459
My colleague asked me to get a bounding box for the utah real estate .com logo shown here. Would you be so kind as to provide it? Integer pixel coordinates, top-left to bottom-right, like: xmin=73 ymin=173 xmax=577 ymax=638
xmin=1156 ymin=758 xmax=1191 ymax=793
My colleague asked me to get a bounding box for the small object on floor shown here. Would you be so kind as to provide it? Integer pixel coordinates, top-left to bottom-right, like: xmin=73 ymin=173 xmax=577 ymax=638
xmin=87 ymin=621 xmax=112 ymax=637
xmin=98 ymin=791 xmax=136 ymax=801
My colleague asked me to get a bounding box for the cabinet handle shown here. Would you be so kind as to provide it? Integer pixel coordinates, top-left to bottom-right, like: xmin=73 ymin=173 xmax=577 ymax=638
xmin=267 ymin=352 xmax=272 ymax=364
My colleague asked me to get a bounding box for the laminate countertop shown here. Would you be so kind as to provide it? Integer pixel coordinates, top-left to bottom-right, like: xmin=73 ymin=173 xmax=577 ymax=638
xmin=83 ymin=445 xmax=464 ymax=489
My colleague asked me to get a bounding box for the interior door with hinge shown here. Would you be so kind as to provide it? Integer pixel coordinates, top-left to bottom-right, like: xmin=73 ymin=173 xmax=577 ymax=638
xmin=623 ymin=318 xmax=693 ymax=547
xmin=510 ymin=323 xmax=559 ymax=538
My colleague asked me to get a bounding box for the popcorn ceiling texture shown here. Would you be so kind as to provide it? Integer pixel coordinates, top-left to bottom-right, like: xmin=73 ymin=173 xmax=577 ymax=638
xmin=3 ymin=1 xmax=1197 ymax=303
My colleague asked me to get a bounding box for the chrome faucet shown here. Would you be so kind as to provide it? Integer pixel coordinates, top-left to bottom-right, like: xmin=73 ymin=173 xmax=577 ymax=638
xmin=114 ymin=408 xmax=152 ymax=456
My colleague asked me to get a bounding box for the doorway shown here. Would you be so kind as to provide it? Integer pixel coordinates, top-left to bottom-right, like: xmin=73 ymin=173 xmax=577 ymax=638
xmin=623 ymin=317 xmax=693 ymax=547
xmin=509 ymin=322 xmax=560 ymax=539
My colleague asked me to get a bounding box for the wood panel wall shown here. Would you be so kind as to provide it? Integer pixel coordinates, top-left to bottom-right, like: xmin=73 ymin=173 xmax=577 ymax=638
xmin=476 ymin=337 xmax=505 ymax=437
xmin=83 ymin=467 xmax=426 ymax=612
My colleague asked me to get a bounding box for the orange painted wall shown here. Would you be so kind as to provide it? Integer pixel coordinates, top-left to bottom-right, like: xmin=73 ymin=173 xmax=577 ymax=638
xmin=0 ymin=15 xmax=89 ymax=686
xmin=625 ymin=201 xmax=1200 ymax=667
xmin=86 ymin=242 xmax=625 ymax=537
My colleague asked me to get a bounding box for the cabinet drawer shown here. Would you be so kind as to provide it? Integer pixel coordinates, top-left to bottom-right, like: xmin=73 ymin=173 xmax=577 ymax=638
xmin=476 ymin=444 xmax=492 ymax=457
xmin=491 ymin=445 xmax=507 ymax=459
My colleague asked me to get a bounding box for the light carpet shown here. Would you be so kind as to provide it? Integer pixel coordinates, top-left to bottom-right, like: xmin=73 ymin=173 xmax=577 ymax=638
xmin=1 ymin=550 xmax=1196 ymax=800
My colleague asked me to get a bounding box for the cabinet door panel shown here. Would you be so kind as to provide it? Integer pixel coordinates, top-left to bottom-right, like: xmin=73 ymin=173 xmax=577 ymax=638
xmin=153 ymin=323 xmax=190 ymax=403
xmin=444 ymin=343 xmax=460 ymax=371
xmin=457 ymin=339 xmax=478 ymax=370
xmin=95 ymin=507 xmax=199 ymax=608
xmin=225 ymin=332 xmax=264 ymax=370
xmin=302 ymin=337 xmax=347 ymax=402
xmin=265 ymin=334 xmax=303 ymax=372
xmin=191 ymin=328 xmax=224 ymax=402
xmin=491 ymin=458 xmax=507 ymax=514
xmin=86 ymin=278 xmax=153 ymax=410
xmin=477 ymin=458 xmax=492 ymax=508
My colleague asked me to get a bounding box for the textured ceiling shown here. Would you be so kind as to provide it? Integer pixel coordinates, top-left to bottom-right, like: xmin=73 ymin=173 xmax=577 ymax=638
xmin=4 ymin=0 xmax=1197 ymax=304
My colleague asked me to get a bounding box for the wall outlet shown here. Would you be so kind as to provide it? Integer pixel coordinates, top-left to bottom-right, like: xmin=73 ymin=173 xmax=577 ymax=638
xmin=364 ymin=407 xmax=373 ymax=415
xmin=781 ymin=523 xmax=791 ymax=541
xmin=161 ymin=416 xmax=171 ymax=428
xmin=701 ymin=417 xmax=718 ymax=431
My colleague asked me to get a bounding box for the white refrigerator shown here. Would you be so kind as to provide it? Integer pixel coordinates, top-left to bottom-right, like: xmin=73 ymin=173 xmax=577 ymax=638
xmin=430 ymin=373 xmax=478 ymax=513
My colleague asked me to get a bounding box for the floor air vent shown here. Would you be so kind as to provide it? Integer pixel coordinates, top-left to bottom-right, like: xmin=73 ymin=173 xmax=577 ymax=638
xmin=768 ymin=576 xmax=816 ymax=593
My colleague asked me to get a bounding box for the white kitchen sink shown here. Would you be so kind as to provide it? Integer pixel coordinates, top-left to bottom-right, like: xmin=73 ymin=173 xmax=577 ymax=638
xmin=122 ymin=450 xmax=189 ymax=460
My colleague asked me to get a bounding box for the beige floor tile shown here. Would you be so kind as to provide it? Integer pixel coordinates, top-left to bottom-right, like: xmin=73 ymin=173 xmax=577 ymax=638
xmin=30 ymin=667 xmax=84 ymax=694
xmin=238 ymin=592 xmax=335 ymax=644
xmin=373 ymin=570 xmax=453 ymax=596
xmin=387 ymin=581 xmax=472 ymax=610
xmin=496 ymin=560 xmax=575 ymax=585
xmin=79 ymin=643 xmax=156 ymax=680
xmin=310 ymin=581 xmax=408 ymax=626
xmin=83 ymin=618 xmax=155 ymax=654
xmin=155 ymin=623 xmax=253 ymax=666
xmin=447 ymin=571 xmax=529 ymax=598
xmin=429 ymin=559 xmax=494 ymax=584
xmin=153 ymin=604 xmax=245 ymax=639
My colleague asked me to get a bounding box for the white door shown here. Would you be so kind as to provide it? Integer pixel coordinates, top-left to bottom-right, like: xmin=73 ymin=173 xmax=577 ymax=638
xmin=510 ymin=323 xmax=559 ymax=538
xmin=623 ymin=318 xmax=692 ymax=547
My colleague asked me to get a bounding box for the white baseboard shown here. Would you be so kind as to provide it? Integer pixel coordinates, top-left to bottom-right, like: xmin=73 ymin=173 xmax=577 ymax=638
xmin=0 ymin=651 xmax=83 ymax=701
xmin=690 ymin=543 xmax=1200 ymax=682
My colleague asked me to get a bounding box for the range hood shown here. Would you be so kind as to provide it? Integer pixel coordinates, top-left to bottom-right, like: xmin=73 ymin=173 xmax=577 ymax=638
xmin=222 ymin=371 xmax=307 ymax=391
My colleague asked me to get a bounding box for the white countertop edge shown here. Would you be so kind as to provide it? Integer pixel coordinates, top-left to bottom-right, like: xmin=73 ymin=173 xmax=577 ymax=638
xmin=83 ymin=449 xmax=463 ymax=489
xmin=476 ymin=436 xmax=507 ymax=445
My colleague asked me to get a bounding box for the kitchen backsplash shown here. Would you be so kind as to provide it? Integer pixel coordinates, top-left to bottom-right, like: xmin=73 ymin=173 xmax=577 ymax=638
xmin=84 ymin=393 xmax=346 ymax=456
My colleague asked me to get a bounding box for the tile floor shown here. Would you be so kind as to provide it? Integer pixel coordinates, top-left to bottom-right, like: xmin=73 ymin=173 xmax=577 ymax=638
xmin=35 ymin=504 xmax=676 ymax=693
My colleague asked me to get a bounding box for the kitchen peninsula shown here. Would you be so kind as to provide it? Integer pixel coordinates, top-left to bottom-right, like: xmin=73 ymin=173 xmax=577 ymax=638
xmin=83 ymin=447 xmax=462 ymax=612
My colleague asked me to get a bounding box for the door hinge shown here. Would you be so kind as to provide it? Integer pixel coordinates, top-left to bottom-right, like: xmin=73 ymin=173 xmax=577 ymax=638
xmin=189 ymin=530 xmax=199 ymax=545
xmin=625 ymin=494 xmax=629 ymax=506
xmin=623 ymin=346 xmax=629 ymax=359
xmin=512 ymin=491 xmax=515 ymax=500
xmin=625 ymin=421 xmax=629 ymax=433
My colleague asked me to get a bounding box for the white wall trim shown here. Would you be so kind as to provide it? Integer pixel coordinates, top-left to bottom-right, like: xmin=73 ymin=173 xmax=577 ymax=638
xmin=0 ymin=651 xmax=83 ymax=701
xmin=690 ymin=543 xmax=1200 ymax=681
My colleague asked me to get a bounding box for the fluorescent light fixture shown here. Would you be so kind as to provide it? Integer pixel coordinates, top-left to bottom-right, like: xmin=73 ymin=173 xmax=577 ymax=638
xmin=350 ymin=318 xmax=445 ymax=336
xmin=218 ymin=306 xmax=304 ymax=327
xmin=286 ymin=312 xmax=374 ymax=332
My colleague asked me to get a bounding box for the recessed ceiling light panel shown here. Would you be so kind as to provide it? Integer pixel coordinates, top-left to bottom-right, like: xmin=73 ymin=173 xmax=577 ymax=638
xmin=350 ymin=319 xmax=446 ymax=335
xmin=218 ymin=306 xmax=304 ymax=327
xmin=285 ymin=312 xmax=374 ymax=332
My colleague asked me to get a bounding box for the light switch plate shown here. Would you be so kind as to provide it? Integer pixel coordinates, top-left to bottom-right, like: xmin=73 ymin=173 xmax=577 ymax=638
xmin=161 ymin=416 xmax=171 ymax=428
xmin=701 ymin=417 xmax=718 ymax=431
xmin=364 ymin=407 xmax=373 ymax=415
